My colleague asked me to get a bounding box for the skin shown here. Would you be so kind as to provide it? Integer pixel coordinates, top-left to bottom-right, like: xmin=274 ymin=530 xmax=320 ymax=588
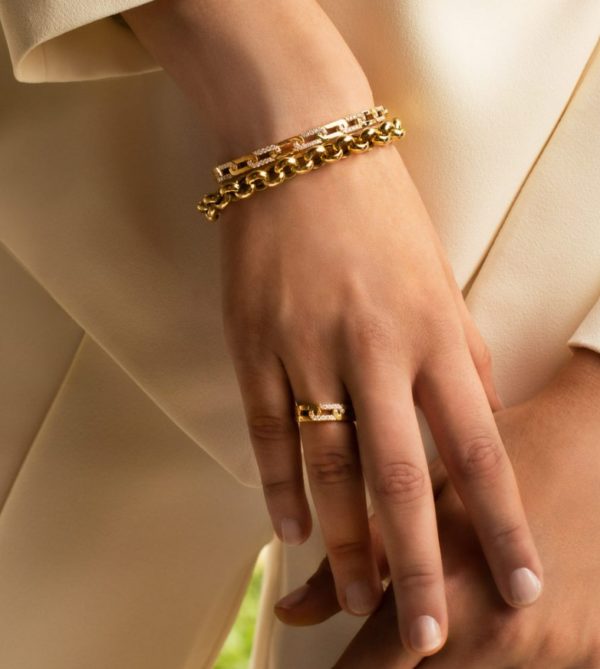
xmin=122 ymin=0 xmax=543 ymax=652
xmin=275 ymin=348 xmax=600 ymax=668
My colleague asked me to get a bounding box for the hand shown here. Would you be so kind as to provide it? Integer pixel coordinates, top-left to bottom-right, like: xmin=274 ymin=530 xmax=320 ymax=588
xmin=122 ymin=0 xmax=541 ymax=653
xmin=220 ymin=133 xmax=545 ymax=654
xmin=275 ymin=349 xmax=600 ymax=667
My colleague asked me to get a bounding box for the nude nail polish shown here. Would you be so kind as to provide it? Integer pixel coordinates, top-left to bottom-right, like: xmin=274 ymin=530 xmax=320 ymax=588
xmin=275 ymin=584 xmax=310 ymax=610
xmin=410 ymin=615 xmax=442 ymax=653
xmin=509 ymin=567 xmax=542 ymax=605
xmin=345 ymin=580 xmax=378 ymax=615
xmin=280 ymin=518 xmax=303 ymax=545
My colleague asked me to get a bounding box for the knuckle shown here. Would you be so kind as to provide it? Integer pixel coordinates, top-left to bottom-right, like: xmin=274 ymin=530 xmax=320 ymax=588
xmin=308 ymin=450 xmax=358 ymax=486
xmin=328 ymin=539 xmax=370 ymax=559
xmin=248 ymin=413 xmax=294 ymax=445
xmin=372 ymin=461 xmax=427 ymax=505
xmin=537 ymin=630 xmax=576 ymax=666
xmin=469 ymin=611 xmax=527 ymax=655
xmin=423 ymin=311 xmax=463 ymax=341
xmin=455 ymin=434 xmax=505 ymax=482
xmin=490 ymin=521 xmax=524 ymax=550
xmin=345 ymin=313 xmax=397 ymax=357
xmin=395 ymin=562 xmax=439 ymax=590
xmin=487 ymin=612 xmax=530 ymax=653
xmin=282 ymin=329 xmax=322 ymax=367
xmin=420 ymin=313 xmax=466 ymax=359
xmin=262 ymin=477 xmax=298 ymax=498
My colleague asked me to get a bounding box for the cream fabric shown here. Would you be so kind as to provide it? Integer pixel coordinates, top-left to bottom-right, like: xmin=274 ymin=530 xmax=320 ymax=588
xmin=0 ymin=247 xmax=273 ymax=668
xmin=0 ymin=0 xmax=158 ymax=81
xmin=0 ymin=1 xmax=599 ymax=668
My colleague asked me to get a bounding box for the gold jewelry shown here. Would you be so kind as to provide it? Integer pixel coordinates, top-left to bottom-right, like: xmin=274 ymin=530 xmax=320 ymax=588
xmin=213 ymin=105 xmax=388 ymax=184
xmin=295 ymin=402 xmax=356 ymax=423
xmin=196 ymin=117 xmax=406 ymax=221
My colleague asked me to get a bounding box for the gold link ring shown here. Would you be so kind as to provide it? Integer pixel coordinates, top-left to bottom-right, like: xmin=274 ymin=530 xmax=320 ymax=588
xmin=295 ymin=402 xmax=356 ymax=423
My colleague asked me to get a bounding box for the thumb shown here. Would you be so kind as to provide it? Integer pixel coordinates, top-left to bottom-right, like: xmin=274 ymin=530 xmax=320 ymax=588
xmin=274 ymin=555 xmax=340 ymax=626
xmin=275 ymin=513 xmax=388 ymax=626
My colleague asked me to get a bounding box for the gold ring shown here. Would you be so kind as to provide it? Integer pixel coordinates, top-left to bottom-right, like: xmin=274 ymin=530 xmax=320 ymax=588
xmin=295 ymin=402 xmax=355 ymax=423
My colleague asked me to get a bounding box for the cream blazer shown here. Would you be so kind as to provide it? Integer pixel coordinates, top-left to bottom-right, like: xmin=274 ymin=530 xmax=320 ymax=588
xmin=1 ymin=0 xmax=599 ymax=489
xmin=0 ymin=2 xmax=599 ymax=668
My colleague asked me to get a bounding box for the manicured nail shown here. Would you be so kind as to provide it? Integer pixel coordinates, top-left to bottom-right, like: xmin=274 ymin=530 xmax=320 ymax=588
xmin=345 ymin=580 xmax=378 ymax=615
xmin=275 ymin=584 xmax=310 ymax=610
xmin=509 ymin=567 xmax=542 ymax=605
xmin=280 ymin=518 xmax=303 ymax=545
xmin=409 ymin=615 xmax=442 ymax=653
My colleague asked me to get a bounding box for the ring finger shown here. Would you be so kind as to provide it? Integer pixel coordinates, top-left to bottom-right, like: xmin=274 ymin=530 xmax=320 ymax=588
xmin=283 ymin=356 xmax=382 ymax=617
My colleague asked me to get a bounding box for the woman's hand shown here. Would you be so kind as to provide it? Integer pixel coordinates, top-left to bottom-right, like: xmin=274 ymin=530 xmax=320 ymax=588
xmin=122 ymin=0 xmax=541 ymax=653
xmin=220 ymin=137 xmax=543 ymax=653
xmin=275 ymin=349 xmax=600 ymax=667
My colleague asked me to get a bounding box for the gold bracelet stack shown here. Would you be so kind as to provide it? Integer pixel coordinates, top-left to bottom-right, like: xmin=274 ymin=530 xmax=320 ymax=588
xmin=196 ymin=105 xmax=405 ymax=222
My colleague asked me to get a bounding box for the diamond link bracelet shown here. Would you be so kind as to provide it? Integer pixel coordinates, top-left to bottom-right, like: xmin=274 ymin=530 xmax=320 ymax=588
xmin=212 ymin=105 xmax=388 ymax=184
xmin=196 ymin=108 xmax=405 ymax=222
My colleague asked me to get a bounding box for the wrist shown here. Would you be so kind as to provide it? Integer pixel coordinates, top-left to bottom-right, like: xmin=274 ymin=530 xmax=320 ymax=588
xmin=122 ymin=0 xmax=375 ymax=157
xmin=189 ymin=26 xmax=376 ymax=159
xmin=208 ymin=81 xmax=376 ymax=159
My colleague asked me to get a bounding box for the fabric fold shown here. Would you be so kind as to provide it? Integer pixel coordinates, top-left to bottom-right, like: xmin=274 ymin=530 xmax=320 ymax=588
xmin=0 ymin=0 xmax=159 ymax=82
xmin=569 ymin=296 xmax=600 ymax=356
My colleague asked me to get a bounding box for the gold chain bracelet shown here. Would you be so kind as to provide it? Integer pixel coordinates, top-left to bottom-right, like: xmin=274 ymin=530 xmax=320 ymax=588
xmin=196 ymin=117 xmax=406 ymax=222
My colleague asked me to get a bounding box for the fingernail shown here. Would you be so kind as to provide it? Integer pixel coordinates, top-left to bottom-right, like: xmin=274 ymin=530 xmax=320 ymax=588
xmin=409 ymin=615 xmax=442 ymax=653
xmin=275 ymin=584 xmax=310 ymax=610
xmin=509 ymin=567 xmax=542 ymax=605
xmin=280 ymin=518 xmax=303 ymax=545
xmin=345 ymin=580 xmax=378 ymax=615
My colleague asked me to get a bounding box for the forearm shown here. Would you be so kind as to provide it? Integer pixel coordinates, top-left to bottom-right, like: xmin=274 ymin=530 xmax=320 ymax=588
xmin=121 ymin=0 xmax=375 ymax=156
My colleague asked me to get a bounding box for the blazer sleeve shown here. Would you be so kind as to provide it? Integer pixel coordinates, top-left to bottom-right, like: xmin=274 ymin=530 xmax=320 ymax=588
xmin=567 ymin=295 xmax=600 ymax=357
xmin=0 ymin=0 xmax=161 ymax=82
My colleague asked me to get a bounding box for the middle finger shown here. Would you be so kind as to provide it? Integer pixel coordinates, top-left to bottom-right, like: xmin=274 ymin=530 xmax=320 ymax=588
xmin=346 ymin=363 xmax=448 ymax=656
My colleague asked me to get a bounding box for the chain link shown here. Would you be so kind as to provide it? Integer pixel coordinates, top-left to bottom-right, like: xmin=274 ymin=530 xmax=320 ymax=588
xmin=196 ymin=117 xmax=406 ymax=221
xmin=212 ymin=105 xmax=388 ymax=183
